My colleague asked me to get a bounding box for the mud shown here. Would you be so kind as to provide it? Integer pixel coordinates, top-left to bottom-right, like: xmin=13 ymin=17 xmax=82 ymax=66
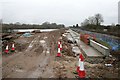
xmin=2 ymin=29 xmax=120 ymax=78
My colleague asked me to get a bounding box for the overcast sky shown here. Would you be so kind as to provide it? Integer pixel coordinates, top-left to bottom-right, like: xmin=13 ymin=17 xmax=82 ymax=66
xmin=1 ymin=0 xmax=120 ymax=26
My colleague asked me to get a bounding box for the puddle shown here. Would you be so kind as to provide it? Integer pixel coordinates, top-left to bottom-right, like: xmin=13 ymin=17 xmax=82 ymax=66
xmin=40 ymin=40 xmax=46 ymax=43
xmin=46 ymin=51 xmax=50 ymax=54
xmin=29 ymin=45 xmax=33 ymax=48
xmin=15 ymin=69 xmax=25 ymax=73
xmin=44 ymin=37 xmax=48 ymax=39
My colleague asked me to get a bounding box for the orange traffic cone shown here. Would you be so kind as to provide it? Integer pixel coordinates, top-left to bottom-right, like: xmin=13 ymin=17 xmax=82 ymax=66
xmin=56 ymin=41 xmax=61 ymax=57
xmin=11 ymin=43 xmax=15 ymax=51
xmin=78 ymin=54 xmax=86 ymax=78
xmin=60 ymin=41 xmax=62 ymax=51
xmin=58 ymin=41 xmax=60 ymax=48
xmin=5 ymin=45 xmax=9 ymax=53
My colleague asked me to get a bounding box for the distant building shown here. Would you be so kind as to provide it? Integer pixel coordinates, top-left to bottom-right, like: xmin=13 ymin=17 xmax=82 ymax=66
xmin=118 ymin=1 xmax=120 ymax=24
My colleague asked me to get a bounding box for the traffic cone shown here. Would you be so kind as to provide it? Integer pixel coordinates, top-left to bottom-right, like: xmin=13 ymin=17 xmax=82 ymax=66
xmin=60 ymin=41 xmax=62 ymax=51
xmin=56 ymin=48 xmax=61 ymax=57
xmin=5 ymin=45 xmax=9 ymax=53
xmin=78 ymin=54 xmax=86 ymax=78
xmin=58 ymin=41 xmax=60 ymax=48
xmin=56 ymin=41 xmax=61 ymax=57
xmin=11 ymin=43 xmax=15 ymax=52
xmin=77 ymin=56 xmax=81 ymax=73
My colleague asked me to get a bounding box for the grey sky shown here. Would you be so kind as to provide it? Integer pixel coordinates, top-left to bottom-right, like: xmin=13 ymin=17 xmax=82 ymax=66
xmin=1 ymin=0 xmax=120 ymax=26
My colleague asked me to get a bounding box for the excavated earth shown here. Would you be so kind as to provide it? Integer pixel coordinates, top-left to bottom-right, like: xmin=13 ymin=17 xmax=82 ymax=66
xmin=1 ymin=29 xmax=120 ymax=79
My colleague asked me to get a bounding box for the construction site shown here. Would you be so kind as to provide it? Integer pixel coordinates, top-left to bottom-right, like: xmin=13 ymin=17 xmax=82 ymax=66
xmin=1 ymin=28 xmax=120 ymax=79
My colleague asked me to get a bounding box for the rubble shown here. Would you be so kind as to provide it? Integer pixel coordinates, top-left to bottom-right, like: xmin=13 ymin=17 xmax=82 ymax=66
xmin=105 ymin=64 xmax=112 ymax=67
xmin=62 ymin=30 xmax=120 ymax=78
xmin=72 ymin=46 xmax=81 ymax=56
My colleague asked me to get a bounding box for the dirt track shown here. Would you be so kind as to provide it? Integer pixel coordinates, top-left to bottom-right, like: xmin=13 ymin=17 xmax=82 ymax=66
xmin=2 ymin=29 xmax=120 ymax=78
xmin=2 ymin=29 xmax=65 ymax=78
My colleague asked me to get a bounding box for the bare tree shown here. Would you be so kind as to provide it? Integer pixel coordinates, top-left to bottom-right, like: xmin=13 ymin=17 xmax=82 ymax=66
xmin=81 ymin=19 xmax=89 ymax=26
xmin=94 ymin=13 xmax=104 ymax=26
xmin=88 ymin=16 xmax=96 ymax=25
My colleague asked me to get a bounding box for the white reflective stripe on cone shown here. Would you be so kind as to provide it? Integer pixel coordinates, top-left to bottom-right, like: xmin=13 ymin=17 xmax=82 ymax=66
xmin=60 ymin=44 xmax=62 ymax=48
xmin=80 ymin=62 xmax=84 ymax=71
xmin=12 ymin=44 xmax=14 ymax=48
xmin=78 ymin=59 xmax=81 ymax=67
xmin=6 ymin=45 xmax=8 ymax=50
xmin=58 ymin=41 xmax=60 ymax=44
xmin=58 ymin=48 xmax=61 ymax=53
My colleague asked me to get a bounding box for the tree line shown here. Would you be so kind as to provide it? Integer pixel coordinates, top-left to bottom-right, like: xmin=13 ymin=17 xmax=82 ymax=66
xmin=2 ymin=22 xmax=65 ymax=33
xmin=70 ymin=13 xmax=120 ymax=37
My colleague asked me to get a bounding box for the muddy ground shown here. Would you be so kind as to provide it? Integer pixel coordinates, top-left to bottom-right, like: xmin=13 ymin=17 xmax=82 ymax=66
xmin=2 ymin=29 xmax=120 ymax=78
xmin=2 ymin=29 xmax=68 ymax=78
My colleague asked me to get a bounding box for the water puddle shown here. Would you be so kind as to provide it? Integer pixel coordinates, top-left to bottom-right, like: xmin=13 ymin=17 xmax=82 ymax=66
xmin=15 ymin=69 xmax=25 ymax=73
xmin=44 ymin=37 xmax=48 ymax=39
xmin=40 ymin=40 xmax=46 ymax=44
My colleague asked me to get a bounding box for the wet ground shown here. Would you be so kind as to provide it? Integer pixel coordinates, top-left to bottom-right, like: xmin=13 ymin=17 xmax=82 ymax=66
xmin=2 ymin=29 xmax=65 ymax=78
xmin=1 ymin=29 xmax=120 ymax=79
